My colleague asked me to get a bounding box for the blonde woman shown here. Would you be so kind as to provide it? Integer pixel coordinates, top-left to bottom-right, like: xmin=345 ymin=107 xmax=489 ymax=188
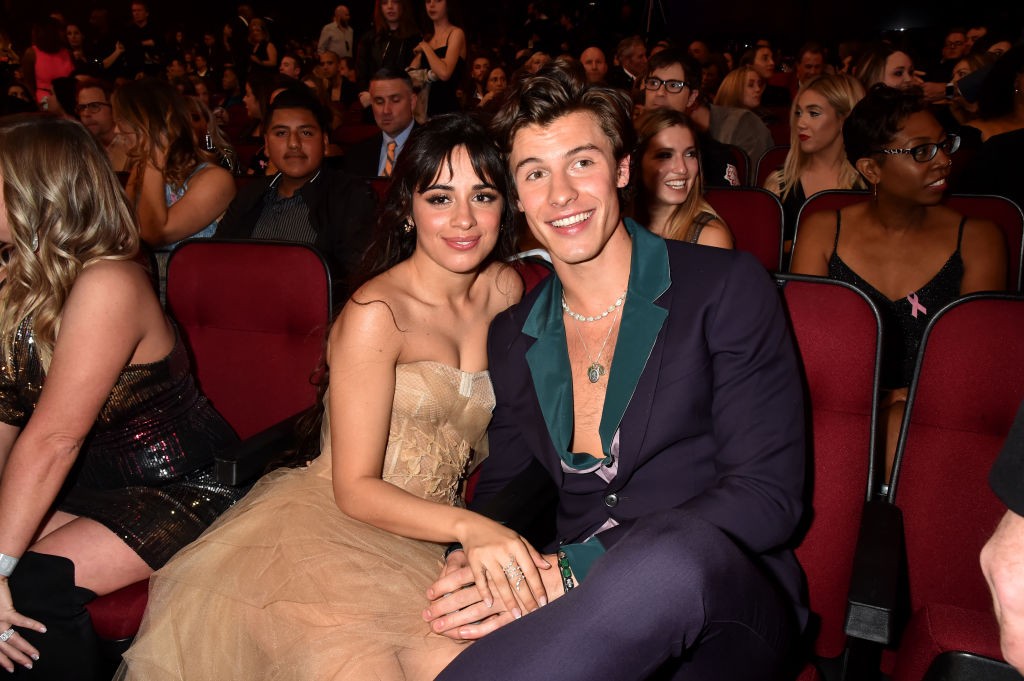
xmin=631 ymin=108 xmax=733 ymax=248
xmin=0 ymin=114 xmax=240 ymax=679
xmin=714 ymin=65 xmax=765 ymax=111
xmin=764 ymin=73 xmax=866 ymax=246
xmin=112 ymin=78 xmax=235 ymax=299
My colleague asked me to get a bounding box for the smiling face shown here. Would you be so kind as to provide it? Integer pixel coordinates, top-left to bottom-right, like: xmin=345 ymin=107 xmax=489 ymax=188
xmin=264 ymin=107 xmax=326 ymax=183
xmin=793 ymin=88 xmax=843 ymax=155
xmin=882 ymin=51 xmax=916 ymax=89
xmin=411 ymin=145 xmax=502 ymax=275
xmin=509 ymin=111 xmax=630 ymax=267
xmin=742 ymin=71 xmax=765 ymax=109
xmin=641 ymin=124 xmax=699 ymax=211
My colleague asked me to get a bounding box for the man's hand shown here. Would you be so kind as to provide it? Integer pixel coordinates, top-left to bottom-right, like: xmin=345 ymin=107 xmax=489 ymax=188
xmin=423 ymin=551 xmax=565 ymax=641
xmin=981 ymin=510 xmax=1024 ymax=672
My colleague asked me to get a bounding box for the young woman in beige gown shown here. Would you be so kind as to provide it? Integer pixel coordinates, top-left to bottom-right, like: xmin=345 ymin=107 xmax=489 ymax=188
xmin=120 ymin=113 xmax=551 ymax=680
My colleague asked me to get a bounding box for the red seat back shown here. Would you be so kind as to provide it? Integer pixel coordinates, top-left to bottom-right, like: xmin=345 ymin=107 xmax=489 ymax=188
xmin=779 ymin=275 xmax=882 ymax=659
xmin=891 ymin=295 xmax=1024 ymax=615
xmin=756 ymin=145 xmax=791 ymax=188
xmin=166 ymin=240 xmax=332 ymax=439
xmin=944 ymin=194 xmax=1024 ymax=292
xmin=705 ymin=186 xmax=784 ymax=270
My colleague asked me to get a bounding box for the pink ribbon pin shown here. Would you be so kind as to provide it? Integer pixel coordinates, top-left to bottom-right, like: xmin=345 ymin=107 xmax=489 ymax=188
xmin=907 ymin=292 xmax=927 ymax=318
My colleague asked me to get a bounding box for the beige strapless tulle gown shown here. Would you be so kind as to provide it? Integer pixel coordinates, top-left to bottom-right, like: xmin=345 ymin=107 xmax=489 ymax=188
xmin=121 ymin=362 xmax=494 ymax=681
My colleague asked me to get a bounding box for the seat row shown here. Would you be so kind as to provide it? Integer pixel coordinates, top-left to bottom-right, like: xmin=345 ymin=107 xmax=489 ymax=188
xmin=87 ymin=241 xmax=1023 ymax=681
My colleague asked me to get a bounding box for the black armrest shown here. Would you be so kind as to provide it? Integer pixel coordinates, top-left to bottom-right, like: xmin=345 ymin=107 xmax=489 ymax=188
xmin=845 ymin=499 xmax=905 ymax=645
xmin=215 ymin=411 xmax=305 ymax=486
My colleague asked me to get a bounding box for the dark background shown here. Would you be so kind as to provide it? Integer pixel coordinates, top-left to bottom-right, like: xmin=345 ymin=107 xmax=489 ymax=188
xmin=2 ymin=0 xmax=1021 ymax=63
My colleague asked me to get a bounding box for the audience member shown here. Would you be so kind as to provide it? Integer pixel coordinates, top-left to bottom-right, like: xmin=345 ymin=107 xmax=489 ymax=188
xmin=0 ymin=113 xmax=242 ymax=681
xmin=607 ymin=35 xmax=646 ymax=90
xmin=279 ymin=53 xmax=303 ymax=79
xmin=959 ymin=45 xmax=1024 ymax=210
xmin=113 ymin=78 xmax=236 ymax=300
xmin=75 ymin=77 xmax=133 ymax=173
xmin=465 ymin=53 xmax=492 ymax=105
xmin=792 ymin=42 xmax=826 ymax=94
xmin=409 ymin=0 xmax=467 ymax=117
xmin=476 ymin=65 xmax=508 ymax=115
xmin=855 ymin=44 xmax=919 ymax=90
xmin=763 ymin=73 xmax=865 ymax=246
xmin=790 ymin=84 xmax=1006 ymax=475
xmin=124 ymin=1 xmax=163 ymax=78
xmin=247 ymin=18 xmax=278 ymax=76
xmin=642 ymin=48 xmax=743 ymax=186
xmin=742 ymin=44 xmax=788 ymax=106
xmin=345 ymin=68 xmax=418 ymax=178
xmin=318 ymin=5 xmax=354 ymax=59
xmin=355 ymin=0 xmax=421 ymax=109
xmin=216 ymin=86 xmax=377 ymax=298
xmin=20 ymin=17 xmax=74 ymax=107
xmin=631 ymin=108 xmax=733 ymax=247
xmin=579 ymin=45 xmax=608 ymax=84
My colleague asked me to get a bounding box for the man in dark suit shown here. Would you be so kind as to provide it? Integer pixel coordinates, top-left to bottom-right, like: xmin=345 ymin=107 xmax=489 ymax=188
xmin=216 ymin=85 xmax=376 ymax=299
xmin=343 ymin=68 xmax=417 ymax=178
xmin=424 ymin=60 xmax=806 ymax=679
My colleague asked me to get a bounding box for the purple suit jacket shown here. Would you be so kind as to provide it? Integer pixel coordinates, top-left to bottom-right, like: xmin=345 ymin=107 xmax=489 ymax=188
xmin=474 ymin=222 xmax=807 ymax=622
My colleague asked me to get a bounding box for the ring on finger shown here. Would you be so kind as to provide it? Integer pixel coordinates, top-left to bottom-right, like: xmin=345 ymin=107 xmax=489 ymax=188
xmin=502 ymin=557 xmax=525 ymax=591
xmin=0 ymin=628 xmax=14 ymax=643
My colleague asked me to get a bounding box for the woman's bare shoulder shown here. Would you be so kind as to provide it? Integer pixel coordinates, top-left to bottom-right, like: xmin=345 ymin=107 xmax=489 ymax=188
xmin=484 ymin=261 xmax=524 ymax=312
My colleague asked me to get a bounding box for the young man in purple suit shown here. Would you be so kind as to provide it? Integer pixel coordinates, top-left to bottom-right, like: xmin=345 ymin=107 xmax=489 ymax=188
xmin=422 ymin=59 xmax=807 ymax=680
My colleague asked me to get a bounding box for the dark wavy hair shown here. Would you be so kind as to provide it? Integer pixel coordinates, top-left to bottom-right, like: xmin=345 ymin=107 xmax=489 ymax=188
xmin=355 ymin=112 xmax=517 ymax=289
xmin=283 ymin=113 xmax=516 ymax=468
xmin=490 ymin=57 xmax=634 ymax=201
xmin=843 ymin=83 xmax=927 ymax=167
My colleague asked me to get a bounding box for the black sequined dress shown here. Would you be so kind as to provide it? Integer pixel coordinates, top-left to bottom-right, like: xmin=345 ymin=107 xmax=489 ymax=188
xmin=0 ymin=320 xmax=243 ymax=569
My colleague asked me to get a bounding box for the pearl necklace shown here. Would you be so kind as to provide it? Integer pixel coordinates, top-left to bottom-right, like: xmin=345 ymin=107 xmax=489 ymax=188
xmin=561 ymin=290 xmax=627 ymax=323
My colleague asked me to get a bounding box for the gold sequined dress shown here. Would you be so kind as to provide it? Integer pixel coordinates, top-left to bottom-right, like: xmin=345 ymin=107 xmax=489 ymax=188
xmin=0 ymin=320 xmax=242 ymax=569
xmin=122 ymin=361 xmax=494 ymax=681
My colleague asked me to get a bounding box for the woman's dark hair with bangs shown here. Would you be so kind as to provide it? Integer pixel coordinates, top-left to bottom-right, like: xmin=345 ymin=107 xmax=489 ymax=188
xmin=354 ymin=112 xmax=517 ymax=291
xmin=843 ymin=83 xmax=927 ymax=167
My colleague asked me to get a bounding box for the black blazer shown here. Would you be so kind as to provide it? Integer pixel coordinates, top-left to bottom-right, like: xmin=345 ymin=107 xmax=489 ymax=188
xmin=215 ymin=166 xmax=377 ymax=299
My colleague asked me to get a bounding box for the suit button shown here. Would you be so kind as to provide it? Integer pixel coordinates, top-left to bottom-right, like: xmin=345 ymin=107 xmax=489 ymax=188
xmin=604 ymin=493 xmax=619 ymax=508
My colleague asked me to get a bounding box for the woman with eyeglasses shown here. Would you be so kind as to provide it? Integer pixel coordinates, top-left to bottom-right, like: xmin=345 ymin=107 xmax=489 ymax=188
xmin=791 ymin=84 xmax=1007 ymax=476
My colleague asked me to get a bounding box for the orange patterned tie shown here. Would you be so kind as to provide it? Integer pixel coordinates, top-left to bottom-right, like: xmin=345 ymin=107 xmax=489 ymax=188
xmin=383 ymin=140 xmax=396 ymax=177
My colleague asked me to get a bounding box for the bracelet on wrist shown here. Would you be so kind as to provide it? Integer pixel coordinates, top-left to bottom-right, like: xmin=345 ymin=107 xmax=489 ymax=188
xmin=0 ymin=553 xmax=19 ymax=578
xmin=442 ymin=543 xmax=464 ymax=560
xmin=557 ymin=550 xmax=575 ymax=594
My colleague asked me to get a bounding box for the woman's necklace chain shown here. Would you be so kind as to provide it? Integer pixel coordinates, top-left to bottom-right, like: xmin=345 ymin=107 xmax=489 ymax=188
xmin=570 ymin=304 xmax=623 ymax=384
xmin=561 ymin=290 xmax=626 ymax=323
